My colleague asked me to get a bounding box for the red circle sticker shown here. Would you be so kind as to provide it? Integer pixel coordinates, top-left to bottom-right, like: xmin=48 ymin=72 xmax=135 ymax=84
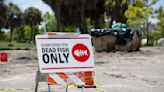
xmin=72 ymin=43 xmax=90 ymax=62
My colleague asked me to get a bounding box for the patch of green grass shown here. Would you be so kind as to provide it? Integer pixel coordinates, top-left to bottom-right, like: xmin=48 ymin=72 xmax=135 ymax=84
xmin=142 ymin=45 xmax=164 ymax=48
xmin=0 ymin=41 xmax=36 ymax=50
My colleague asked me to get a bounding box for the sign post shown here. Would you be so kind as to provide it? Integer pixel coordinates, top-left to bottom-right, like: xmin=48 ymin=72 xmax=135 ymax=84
xmin=35 ymin=33 xmax=95 ymax=92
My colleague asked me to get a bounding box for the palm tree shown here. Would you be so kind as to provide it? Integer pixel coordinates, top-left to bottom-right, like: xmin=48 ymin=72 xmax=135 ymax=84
xmin=23 ymin=7 xmax=42 ymax=42
xmin=7 ymin=3 xmax=22 ymax=42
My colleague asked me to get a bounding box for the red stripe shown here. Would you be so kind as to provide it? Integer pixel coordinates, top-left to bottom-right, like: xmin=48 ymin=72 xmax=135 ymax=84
xmin=37 ymin=37 xmax=89 ymax=40
xmin=41 ymin=66 xmax=94 ymax=70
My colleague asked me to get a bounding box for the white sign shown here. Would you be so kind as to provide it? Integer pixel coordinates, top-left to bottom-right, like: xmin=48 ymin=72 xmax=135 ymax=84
xmin=35 ymin=33 xmax=95 ymax=73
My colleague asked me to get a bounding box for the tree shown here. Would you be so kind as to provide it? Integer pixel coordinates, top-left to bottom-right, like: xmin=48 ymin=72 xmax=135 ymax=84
xmin=43 ymin=12 xmax=53 ymax=22
xmin=42 ymin=0 xmax=61 ymax=32
xmin=125 ymin=0 xmax=157 ymax=26
xmin=0 ymin=0 xmax=7 ymax=29
xmin=42 ymin=0 xmax=105 ymax=33
xmin=155 ymin=6 xmax=164 ymax=36
xmin=7 ymin=3 xmax=22 ymax=42
xmin=24 ymin=7 xmax=42 ymax=42
xmin=46 ymin=19 xmax=57 ymax=32
xmin=0 ymin=0 xmax=8 ymax=41
xmin=125 ymin=4 xmax=147 ymax=27
xmin=43 ymin=12 xmax=56 ymax=32
xmin=105 ymin=0 xmax=128 ymax=26
xmin=125 ymin=0 xmax=158 ymax=45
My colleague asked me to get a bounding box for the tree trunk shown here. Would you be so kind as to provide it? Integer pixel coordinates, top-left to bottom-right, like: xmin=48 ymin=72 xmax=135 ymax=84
xmin=110 ymin=16 xmax=114 ymax=28
xmin=81 ymin=13 xmax=88 ymax=34
xmin=18 ymin=26 xmax=24 ymax=42
xmin=18 ymin=27 xmax=21 ymax=42
xmin=30 ymin=25 xmax=33 ymax=43
xmin=80 ymin=0 xmax=88 ymax=34
xmin=94 ymin=18 xmax=100 ymax=29
xmin=54 ymin=1 xmax=61 ymax=32
xmin=146 ymin=20 xmax=149 ymax=46
xmin=9 ymin=28 xmax=13 ymax=42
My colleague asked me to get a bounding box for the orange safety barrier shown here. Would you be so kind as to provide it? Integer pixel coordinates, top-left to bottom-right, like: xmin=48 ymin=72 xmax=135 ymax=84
xmin=48 ymin=75 xmax=57 ymax=85
xmin=84 ymin=71 xmax=94 ymax=85
xmin=48 ymin=71 xmax=94 ymax=86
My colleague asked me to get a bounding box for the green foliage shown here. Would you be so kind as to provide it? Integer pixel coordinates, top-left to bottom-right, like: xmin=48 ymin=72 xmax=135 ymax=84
xmin=16 ymin=25 xmax=25 ymax=42
xmin=43 ymin=12 xmax=53 ymax=22
xmin=125 ymin=0 xmax=158 ymax=46
xmin=24 ymin=7 xmax=42 ymax=25
xmin=12 ymin=25 xmax=27 ymax=43
xmin=105 ymin=0 xmax=128 ymax=23
xmin=24 ymin=7 xmax=42 ymax=41
xmin=7 ymin=3 xmax=21 ymax=15
xmin=150 ymin=30 xmax=162 ymax=39
xmin=4 ymin=25 xmax=42 ymax=43
xmin=12 ymin=28 xmax=17 ymax=41
xmin=7 ymin=3 xmax=22 ymax=42
xmin=3 ymin=32 xmax=10 ymax=41
xmin=149 ymin=30 xmax=162 ymax=45
xmin=43 ymin=12 xmax=57 ymax=32
xmin=24 ymin=25 xmax=31 ymax=41
xmin=86 ymin=18 xmax=91 ymax=26
xmin=46 ymin=19 xmax=57 ymax=32
xmin=146 ymin=5 xmax=164 ymax=46
xmin=0 ymin=2 xmax=43 ymax=44
xmin=32 ymin=25 xmax=40 ymax=40
xmin=155 ymin=6 xmax=164 ymax=31
xmin=125 ymin=4 xmax=146 ymax=26
xmin=125 ymin=0 xmax=156 ymax=27
xmin=61 ymin=25 xmax=75 ymax=32
xmin=0 ymin=31 xmax=5 ymax=41
xmin=23 ymin=25 xmax=40 ymax=42
xmin=7 ymin=3 xmax=22 ymax=28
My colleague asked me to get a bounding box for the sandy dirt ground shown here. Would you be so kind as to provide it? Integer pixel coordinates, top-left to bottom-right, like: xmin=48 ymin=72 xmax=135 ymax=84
xmin=0 ymin=47 xmax=164 ymax=92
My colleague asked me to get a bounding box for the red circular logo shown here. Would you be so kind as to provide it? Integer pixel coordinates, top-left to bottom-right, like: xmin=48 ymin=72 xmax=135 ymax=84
xmin=72 ymin=43 xmax=90 ymax=62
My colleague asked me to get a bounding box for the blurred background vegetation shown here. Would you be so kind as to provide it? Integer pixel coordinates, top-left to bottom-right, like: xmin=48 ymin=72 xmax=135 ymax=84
xmin=0 ymin=0 xmax=163 ymax=49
